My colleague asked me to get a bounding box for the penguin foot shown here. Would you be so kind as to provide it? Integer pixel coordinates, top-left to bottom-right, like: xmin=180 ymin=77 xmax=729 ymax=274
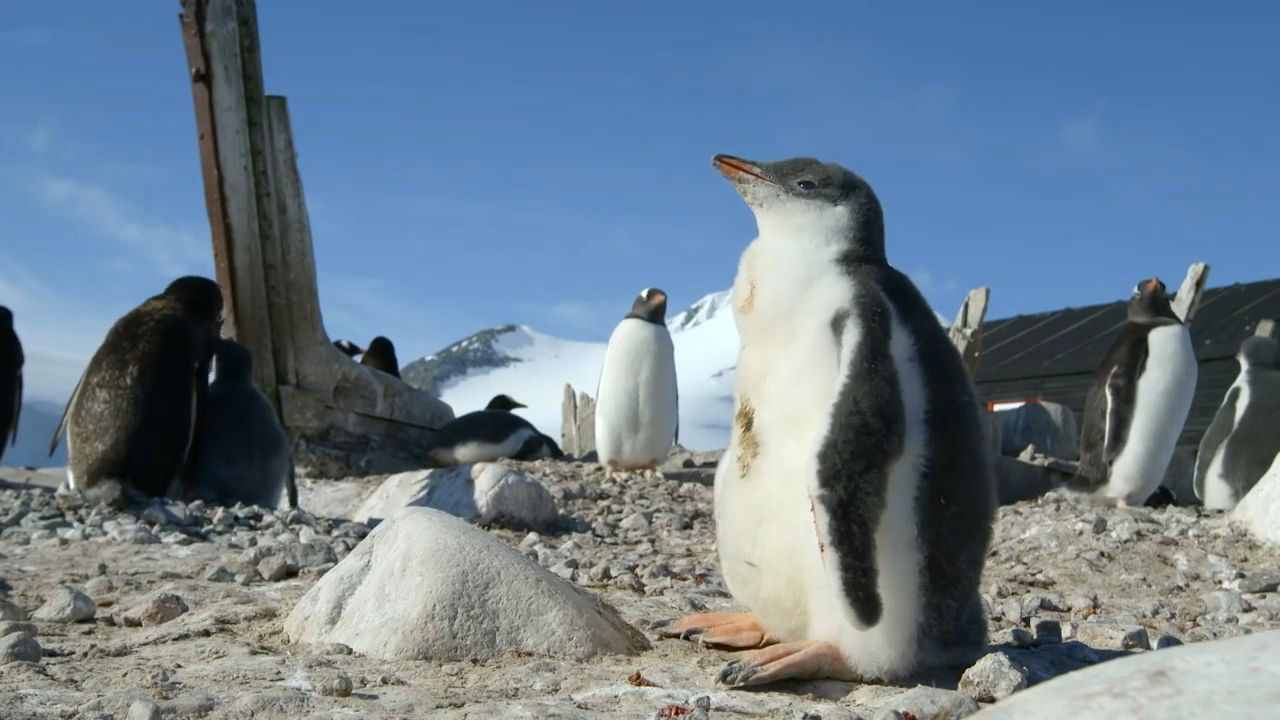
xmin=717 ymin=641 xmax=856 ymax=687
xmin=659 ymin=612 xmax=777 ymax=649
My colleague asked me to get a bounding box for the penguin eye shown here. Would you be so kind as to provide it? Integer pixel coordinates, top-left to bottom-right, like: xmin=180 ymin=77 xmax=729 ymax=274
xmin=796 ymin=180 xmax=817 ymax=191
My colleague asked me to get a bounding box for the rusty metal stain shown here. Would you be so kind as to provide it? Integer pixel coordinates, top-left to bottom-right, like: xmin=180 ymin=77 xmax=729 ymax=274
xmin=809 ymin=495 xmax=826 ymax=557
xmin=737 ymin=278 xmax=756 ymax=315
xmin=734 ymin=397 xmax=760 ymax=479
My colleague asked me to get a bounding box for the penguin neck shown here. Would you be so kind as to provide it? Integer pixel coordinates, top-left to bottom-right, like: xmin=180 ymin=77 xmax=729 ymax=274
xmin=751 ymin=202 xmax=886 ymax=267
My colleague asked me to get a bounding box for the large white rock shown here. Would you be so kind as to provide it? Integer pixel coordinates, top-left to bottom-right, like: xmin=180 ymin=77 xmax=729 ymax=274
xmin=1232 ymin=452 xmax=1280 ymax=545
xmin=284 ymin=507 xmax=648 ymax=661
xmin=971 ymin=630 xmax=1280 ymax=719
xmin=351 ymin=463 xmax=558 ymax=531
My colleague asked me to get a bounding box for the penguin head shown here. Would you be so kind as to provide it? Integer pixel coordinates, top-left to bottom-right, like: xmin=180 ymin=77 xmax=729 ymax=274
xmin=0 ymin=306 xmax=11 ymax=329
xmin=485 ymin=394 xmax=527 ymax=411
xmin=628 ymin=288 xmax=669 ymax=323
xmin=365 ymin=336 xmax=397 ymax=358
xmin=713 ymin=154 xmax=885 ymax=262
xmin=163 ymin=276 xmax=224 ymax=329
xmin=1126 ymin=277 xmax=1181 ymax=325
xmin=1238 ymin=336 xmax=1279 ymax=369
xmin=213 ymin=338 xmax=254 ymax=383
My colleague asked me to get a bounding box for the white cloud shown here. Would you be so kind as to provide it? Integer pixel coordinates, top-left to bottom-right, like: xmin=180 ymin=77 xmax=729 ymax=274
xmin=35 ymin=175 xmax=207 ymax=278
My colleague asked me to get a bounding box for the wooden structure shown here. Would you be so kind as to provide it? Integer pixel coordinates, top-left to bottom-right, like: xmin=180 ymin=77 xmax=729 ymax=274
xmin=178 ymin=0 xmax=453 ymax=470
xmin=975 ymin=266 xmax=1280 ymax=449
xmin=561 ymin=384 xmax=597 ymax=458
xmin=948 ymin=287 xmax=991 ymax=377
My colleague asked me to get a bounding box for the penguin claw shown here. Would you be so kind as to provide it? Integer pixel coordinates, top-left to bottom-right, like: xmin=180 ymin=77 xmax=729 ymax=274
xmin=717 ymin=660 xmax=757 ymax=686
xmin=715 ymin=641 xmax=858 ymax=688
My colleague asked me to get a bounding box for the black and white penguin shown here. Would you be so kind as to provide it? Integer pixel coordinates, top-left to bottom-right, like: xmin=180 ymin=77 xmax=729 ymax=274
xmin=49 ymin=276 xmax=223 ymax=498
xmin=1193 ymin=336 xmax=1280 ymax=510
xmin=360 ymin=336 xmax=401 ymax=378
xmin=184 ymin=338 xmax=297 ymax=509
xmin=664 ymin=155 xmax=995 ymax=686
xmin=1075 ymin=278 xmax=1198 ymax=506
xmin=595 ymin=288 xmax=679 ymax=471
xmin=424 ymin=400 xmax=563 ymax=466
xmin=0 ymin=306 xmax=22 ymax=465
xmin=484 ymin=394 xmax=527 ymax=412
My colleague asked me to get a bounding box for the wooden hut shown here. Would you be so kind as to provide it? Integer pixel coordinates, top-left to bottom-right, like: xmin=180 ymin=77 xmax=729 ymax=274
xmin=974 ymin=278 xmax=1280 ymax=450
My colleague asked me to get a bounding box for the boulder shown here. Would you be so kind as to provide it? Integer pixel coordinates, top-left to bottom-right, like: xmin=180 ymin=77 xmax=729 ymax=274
xmin=284 ymin=507 xmax=649 ymax=661
xmin=31 ymin=586 xmax=95 ymax=624
xmin=997 ymin=402 xmax=1079 ymax=460
xmin=352 ymin=463 xmax=557 ymax=531
xmin=970 ymin=630 xmax=1280 ymax=719
xmin=1232 ymin=452 xmax=1280 ymax=545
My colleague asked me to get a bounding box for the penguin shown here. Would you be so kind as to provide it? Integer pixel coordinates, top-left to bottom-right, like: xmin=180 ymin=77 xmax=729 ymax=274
xmin=484 ymin=394 xmax=527 ymax=412
xmin=49 ymin=276 xmax=223 ymax=498
xmin=360 ymin=336 xmax=401 ymax=378
xmin=0 ymin=306 xmax=22 ymax=465
xmin=1193 ymin=336 xmax=1280 ymax=510
xmin=1074 ymin=278 xmax=1198 ymax=506
xmin=663 ymin=155 xmax=995 ymax=686
xmin=333 ymin=339 xmax=363 ymax=358
xmin=594 ymin=288 xmax=679 ymax=472
xmin=424 ymin=401 xmax=563 ymax=466
xmin=184 ymin=338 xmax=297 ymax=509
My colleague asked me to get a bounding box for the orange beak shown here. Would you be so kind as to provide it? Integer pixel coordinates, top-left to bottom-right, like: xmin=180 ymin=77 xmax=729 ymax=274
xmin=713 ymin=154 xmax=773 ymax=184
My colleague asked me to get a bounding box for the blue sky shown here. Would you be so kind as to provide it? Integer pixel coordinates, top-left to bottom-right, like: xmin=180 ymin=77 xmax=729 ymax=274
xmin=1 ymin=2 xmax=1276 ymax=403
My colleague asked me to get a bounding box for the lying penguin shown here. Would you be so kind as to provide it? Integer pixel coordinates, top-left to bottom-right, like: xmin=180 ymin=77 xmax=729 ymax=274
xmin=1194 ymin=336 xmax=1280 ymax=510
xmin=424 ymin=394 xmax=562 ymax=466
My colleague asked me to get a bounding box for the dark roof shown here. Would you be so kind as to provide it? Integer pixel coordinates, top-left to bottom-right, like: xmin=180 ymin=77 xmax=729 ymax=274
xmin=975 ymin=278 xmax=1280 ymax=384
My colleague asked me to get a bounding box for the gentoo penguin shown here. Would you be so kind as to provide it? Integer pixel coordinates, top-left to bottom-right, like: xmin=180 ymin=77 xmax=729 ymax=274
xmin=333 ymin=339 xmax=363 ymax=358
xmin=484 ymin=394 xmax=527 ymax=411
xmin=663 ymin=155 xmax=995 ymax=686
xmin=185 ymin=338 xmax=297 ymax=509
xmin=1074 ymin=278 xmax=1198 ymax=506
xmin=1193 ymin=336 xmax=1280 ymax=510
xmin=360 ymin=336 xmax=401 ymax=378
xmin=49 ymin=276 xmax=223 ymax=498
xmin=594 ymin=288 xmax=679 ymax=471
xmin=424 ymin=402 xmax=563 ymax=466
xmin=0 ymin=306 xmax=22 ymax=465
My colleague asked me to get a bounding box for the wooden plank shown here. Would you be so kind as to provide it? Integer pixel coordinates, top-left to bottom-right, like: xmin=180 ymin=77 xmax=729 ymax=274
xmin=1172 ymin=261 xmax=1210 ymax=322
xmin=1256 ymin=318 xmax=1277 ymax=340
xmin=561 ymin=384 xmax=578 ymax=456
xmin=198 ymin=0 xmax=279 ymax=407
xmin=948 ymin=287 xmax=990 ymax=377
xmin=261 ymin=96 xmax=302 ymax=387
xmin=575 ymin=390 xmax=596 ymax=456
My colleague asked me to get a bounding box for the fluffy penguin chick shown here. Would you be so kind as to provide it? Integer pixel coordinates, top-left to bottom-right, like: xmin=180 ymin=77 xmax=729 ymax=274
xmin=1194 ymin=336 xmax=1280 ymax=509
xmin=663 ymin=154 xmax=995 ymax=687
xmin=594 ymin=288 xmax=679 ymax=471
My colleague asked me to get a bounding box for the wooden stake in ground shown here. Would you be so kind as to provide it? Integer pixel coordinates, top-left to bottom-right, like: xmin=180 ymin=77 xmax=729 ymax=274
xmin=948 ymin=287 xmax=991 ymax=377
xmin=1172 ymin=261 xmax=1210 ymax=323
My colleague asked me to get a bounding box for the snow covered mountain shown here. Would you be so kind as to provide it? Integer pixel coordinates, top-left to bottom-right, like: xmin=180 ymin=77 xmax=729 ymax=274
xmin=402 ymin=290 xmax=738 ymax=451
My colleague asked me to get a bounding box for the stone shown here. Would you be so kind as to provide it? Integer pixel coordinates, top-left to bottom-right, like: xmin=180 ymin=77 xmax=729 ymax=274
xmin=959 ymin=652 xmax=1030 ymax=702
xmin=318 ymin=673 xmax=354 ymax=697
xmin=288 ymin=540 xmax=337 ymax=569
xmin=877 ymin=686 xmax=980 ymax=719
xmin=352 ymin=464 xmax=558 ymax=531
xmin=969 ymin=630 xmax=1280 ymax=719
xmin=1239 ymin=573 xmax=1280 ymax=594
xmin=1233 ymin=452 xmax=1280 ymax=545
xmin=1202 ymin=590 xmax=1250 ymax=616
xmin=0 ymin=622 xmax=36 ymax=638
xmin=204 ymin=565 xmax=236 ymax=583
xmin=1155 ymin=634 xmax=1183 ymax=650
xmin=126 ymin=700 xmax=161 ymax=720
xmin=0 ymin=599 xmax=27 ymax=622
xmin=1034 ymin=618 xmax=1063 ymax=644
xmin=31 ymin=586 xmax=96 ymax=624
xmin=123 ymin=593 xmax=189 ymax=627
xmin=1074 ymin=622 xmax=1150 ymax=651
xmin=285 ymin=507 xmax=650 ymax=661
xmin=619 ymin=512 xmax=651 ymax=532
xmin=0 ymin=632 xmax=42 ymax=664
xmin=259 ymin=556 xmax=292 ymax=582
xmin=997 ymin=402 xmax=1079 ymax=459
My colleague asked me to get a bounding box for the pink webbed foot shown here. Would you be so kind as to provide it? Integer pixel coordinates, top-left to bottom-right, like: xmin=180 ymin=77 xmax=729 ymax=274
xmin=659 ymin=612 xmax=778 ymax=650
xmin=717 ymin=640 xmax=861 ymax=687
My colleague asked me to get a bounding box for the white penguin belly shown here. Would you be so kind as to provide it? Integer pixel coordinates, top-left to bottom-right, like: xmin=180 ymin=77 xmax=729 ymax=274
xmin=445 ymin=427 xmax=537 ymax=464
xmin=595 ymin=320 xmax=678 ymax=469
xmin=1104 ymin=325 xmax=1198 ymax=505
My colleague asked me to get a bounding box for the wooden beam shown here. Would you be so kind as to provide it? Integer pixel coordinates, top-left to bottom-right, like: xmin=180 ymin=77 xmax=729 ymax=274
xmin=1256 ymin=319 xmax=1277 ymax=340
xmin=1172 ymin=261 xmax=1210 ymax=322
xmin=948 ymin=287 xmax=991 ymax=377
xmin=561 ymin=384 xmax=578 ymax=456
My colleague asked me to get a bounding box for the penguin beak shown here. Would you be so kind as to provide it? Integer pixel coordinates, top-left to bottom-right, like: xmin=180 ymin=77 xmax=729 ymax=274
xmin=713 ymin=154 xmax=774 ymax=185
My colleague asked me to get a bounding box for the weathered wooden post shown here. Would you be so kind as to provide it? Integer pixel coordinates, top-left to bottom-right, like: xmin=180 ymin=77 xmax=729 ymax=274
xmin=1172 ymin=261 xmax=1210 ymax=322
xmin=1256 ymin=319 xmax=1277 ymax=340
xmin=948 ymin=287 xmax=991 ymax=377
xmin=560 ymin=383 xmax=597 ymax=458
xmin=178 ymin=0 xmax=453 ymax=475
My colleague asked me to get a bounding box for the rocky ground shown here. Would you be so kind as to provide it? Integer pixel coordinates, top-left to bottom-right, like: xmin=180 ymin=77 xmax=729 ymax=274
xmin=2 ymin=456 xmax=1279 ymax=720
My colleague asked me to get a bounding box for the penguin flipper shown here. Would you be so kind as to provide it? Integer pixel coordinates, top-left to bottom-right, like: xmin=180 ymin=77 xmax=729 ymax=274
xmin=285 ymin=462 xmax=299 ymax=510
xmin=1194 ymin=385 xmax=1239 ymax=502
xmin=10 ymin=370 xmax=20 ymax=448
xmin=1102 ymin=343 xmax=1147 ymax=466
xmin=49 ymin=370 xmax=86 ymax=457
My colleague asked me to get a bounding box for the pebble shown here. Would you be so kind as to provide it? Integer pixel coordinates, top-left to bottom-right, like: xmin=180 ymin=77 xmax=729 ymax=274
xmin=1202 ymin=590 xmax=1251 ymax=616
xmin=0 ymin=599 xmax=27 ymax=622
xmin=0 ymin=622 xmax=37 ymax=637
xmin=1238 ymin=573 xmax=1280 ymax=594
xmin=318 ymin=673 xmax=354 ymax=698
xmin=1155 ymin=634 xmax=1184 ymax=650
xmin=619 ymin=512 xmax=651 ymax=532
xmin=259 ymin=556 xmax=292 ymax=582
xmin=84 ymin=576 xmax=115 ymax=599
xmin=877 ymin=686 xmax=979 ymax=719
xmin=126 ymin=700 xmax=161 ymax=720
xmin=1075 ymin=622 xmax=1150 ymax=651
xmin=205 ymin=564 xmax=236 ymax=583
xmin=32 ymin=586 xmax=97 ymax=623
xmin=959 ymin=651 xmax=1030 ymax=702
xmin=1033 ymin=618 xmax=1063 ymax=644
xmin=0 ymin=632 xmax=43 ymax=664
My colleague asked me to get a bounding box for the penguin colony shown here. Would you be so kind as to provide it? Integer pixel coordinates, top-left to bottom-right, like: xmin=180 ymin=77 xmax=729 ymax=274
xmin=1 ymin=151 xmax=1270 ymax=689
